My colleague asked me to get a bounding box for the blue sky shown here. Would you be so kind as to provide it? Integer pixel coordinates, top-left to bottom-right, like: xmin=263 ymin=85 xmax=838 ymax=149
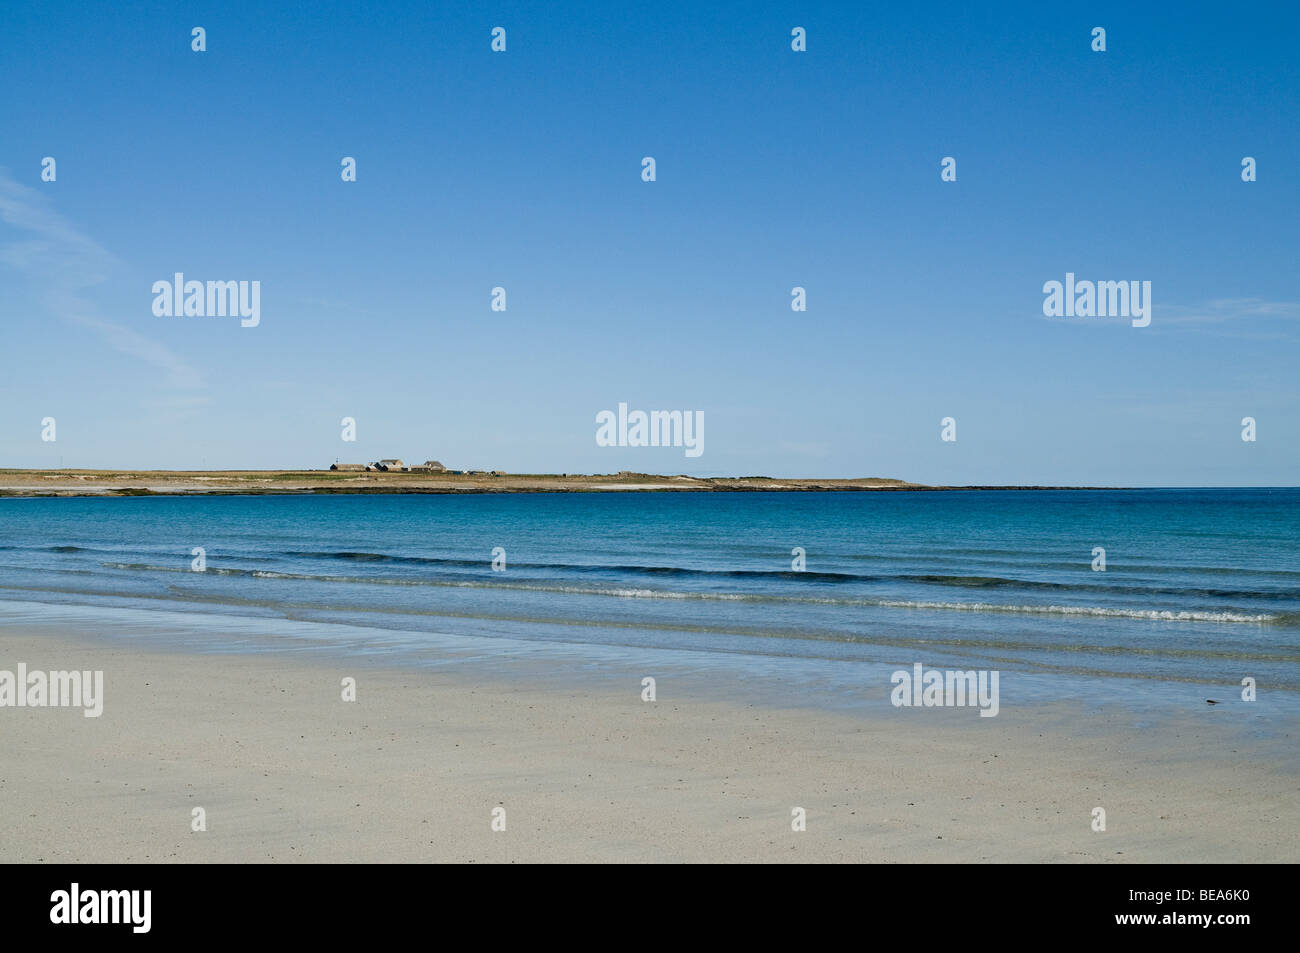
xmin=1 ymin=1 xmax=1297 ymax=485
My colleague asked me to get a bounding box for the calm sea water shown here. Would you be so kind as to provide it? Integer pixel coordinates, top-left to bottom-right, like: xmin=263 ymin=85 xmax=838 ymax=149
xmin=0 ymin=489 xmax=1297 ymax=707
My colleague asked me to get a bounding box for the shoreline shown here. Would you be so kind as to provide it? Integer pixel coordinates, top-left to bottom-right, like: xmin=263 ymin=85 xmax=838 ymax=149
xmin=0 ymin=469 xmax=1137 ymax=498
xmin=1 ymin=620 xmax=1295 ymax=863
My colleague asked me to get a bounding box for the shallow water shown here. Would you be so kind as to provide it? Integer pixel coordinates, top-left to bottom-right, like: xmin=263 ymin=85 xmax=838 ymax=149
xmin=0 ymin=489 xmax=1296 ymax=708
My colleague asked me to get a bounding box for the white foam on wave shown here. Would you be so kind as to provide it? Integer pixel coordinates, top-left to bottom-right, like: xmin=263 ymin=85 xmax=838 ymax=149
xmin=102 ymin=563 xmax=1278 ymax=623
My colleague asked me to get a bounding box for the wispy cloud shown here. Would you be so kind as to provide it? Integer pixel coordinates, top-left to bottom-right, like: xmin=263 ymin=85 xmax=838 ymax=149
xmin=0 ymin=169 xmax=204 ymax=389
xmin=1034 ymin=296 xmax=1300 ymax=339
xmin=1157 ymin=298 xmax=1300 ymax=326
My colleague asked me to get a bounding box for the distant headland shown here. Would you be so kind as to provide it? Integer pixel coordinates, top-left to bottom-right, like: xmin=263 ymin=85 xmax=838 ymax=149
xmin=0 ymin=469 xmax=1116 ymax=498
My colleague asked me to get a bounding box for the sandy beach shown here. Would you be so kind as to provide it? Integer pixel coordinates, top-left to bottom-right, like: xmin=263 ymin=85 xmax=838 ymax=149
xmin=2 ymin=623 xmax=1294 ymax=864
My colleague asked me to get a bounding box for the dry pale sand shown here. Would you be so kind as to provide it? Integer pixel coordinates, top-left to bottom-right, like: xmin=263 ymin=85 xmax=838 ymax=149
xmin=0 ymin=626 xmax=1295 ymax=863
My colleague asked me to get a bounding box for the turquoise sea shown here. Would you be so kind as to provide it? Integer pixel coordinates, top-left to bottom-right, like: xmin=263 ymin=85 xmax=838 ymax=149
xmin=1 ymin=488 xmax=1296 ymax=711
